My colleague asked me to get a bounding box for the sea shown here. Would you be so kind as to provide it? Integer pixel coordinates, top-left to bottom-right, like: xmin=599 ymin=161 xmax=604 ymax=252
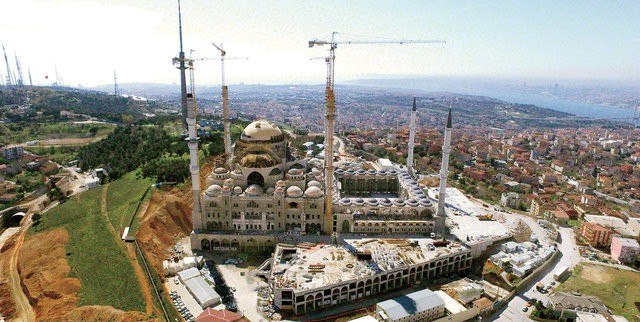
xmin=349 ymin=79 xmax=637 ymax=124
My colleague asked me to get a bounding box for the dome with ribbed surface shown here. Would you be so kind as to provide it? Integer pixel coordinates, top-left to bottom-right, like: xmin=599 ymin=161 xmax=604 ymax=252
xmin=304 ymin=186 xmax=323 ymax=198
xmin=286 ymin=186 xmax=303 ymax=198
xmin=241 ymin=120 xmax=283 ymax=142
xmin=205 ymin=185 xmax=222 ymax=197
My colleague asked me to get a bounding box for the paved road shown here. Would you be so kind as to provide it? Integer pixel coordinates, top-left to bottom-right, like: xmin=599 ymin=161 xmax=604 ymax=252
xmin=593 ymin=190 xmax=628 ymax=205
xmin=490 ymin=227 xmax=579 ymax=321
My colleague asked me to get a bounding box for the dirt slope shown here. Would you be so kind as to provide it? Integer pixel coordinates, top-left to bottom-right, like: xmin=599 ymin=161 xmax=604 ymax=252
xmin=17 ymin=228 xmax=149 ymax=321
xmin=136 ymin=188 xmax=192 ymax=273
xmin=0 ymin=234 xmax=18 ymax=320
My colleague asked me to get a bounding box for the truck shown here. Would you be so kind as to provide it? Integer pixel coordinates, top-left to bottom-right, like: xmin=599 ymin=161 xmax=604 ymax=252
xmin=553 ymin=265 xmax=570 ymax=281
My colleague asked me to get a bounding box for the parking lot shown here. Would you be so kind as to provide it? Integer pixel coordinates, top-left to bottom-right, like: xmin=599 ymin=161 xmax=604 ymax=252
xmin=165 ymin=277 xmax=222 ymax=320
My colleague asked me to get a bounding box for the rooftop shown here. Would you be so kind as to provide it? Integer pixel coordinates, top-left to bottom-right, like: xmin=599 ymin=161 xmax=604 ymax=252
xmin=270 ymin=239 xmax=469 ymax=290
xmin=377 ymin=289 xmax=444 ymax=320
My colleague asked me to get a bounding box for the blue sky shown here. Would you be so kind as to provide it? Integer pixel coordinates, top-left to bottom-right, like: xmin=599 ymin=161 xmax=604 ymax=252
xmin=1 ymin=0 xmax=638 ymax=86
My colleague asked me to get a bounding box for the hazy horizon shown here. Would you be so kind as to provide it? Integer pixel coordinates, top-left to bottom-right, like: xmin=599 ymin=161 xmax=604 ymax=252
xmin=1 ymin=1 xmax=639 ymax=87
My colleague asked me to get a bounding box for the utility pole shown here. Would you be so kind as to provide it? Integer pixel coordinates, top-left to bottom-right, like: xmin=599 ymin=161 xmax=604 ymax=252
xmin=113 ymin=70 xmax=119 ymax=96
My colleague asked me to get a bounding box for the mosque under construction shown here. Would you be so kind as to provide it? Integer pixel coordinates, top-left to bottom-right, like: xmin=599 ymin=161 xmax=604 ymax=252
xmin=189 ymin=98 xmax=453 ymax=251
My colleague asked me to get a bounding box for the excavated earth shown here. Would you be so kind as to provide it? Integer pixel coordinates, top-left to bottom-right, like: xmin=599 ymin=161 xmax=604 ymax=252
xmin=17 ymin=228 xmax=148 ymax=321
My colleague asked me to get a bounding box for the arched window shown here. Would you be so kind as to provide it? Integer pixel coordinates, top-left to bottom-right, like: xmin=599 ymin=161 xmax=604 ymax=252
xmin=247 ymin=171 xmax=265 ymax=187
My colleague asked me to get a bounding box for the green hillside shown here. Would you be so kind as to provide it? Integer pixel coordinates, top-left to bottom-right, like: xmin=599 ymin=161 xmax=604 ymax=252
xmin=32 ymin=171 xmax=153 ymax=312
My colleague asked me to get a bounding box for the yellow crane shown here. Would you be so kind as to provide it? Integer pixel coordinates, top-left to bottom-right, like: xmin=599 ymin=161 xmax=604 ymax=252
xmin=308 ymin=32 xmax=445 ymax=236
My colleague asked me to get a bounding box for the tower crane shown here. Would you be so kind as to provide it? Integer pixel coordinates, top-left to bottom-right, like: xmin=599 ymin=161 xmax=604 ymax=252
xmin=308 ymin=32 xmax=445 ymax=235
xmin=210 ymin=43 xmax=248 ymax=165
xmin=2 ymin=45 xmax=13 ymax=86
xmin=189 ymin=45 xmax=248 ymax=166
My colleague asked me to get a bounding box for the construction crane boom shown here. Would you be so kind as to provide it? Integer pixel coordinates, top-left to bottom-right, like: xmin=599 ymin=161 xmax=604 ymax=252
xmin=14 ymin=52 xmax=24 ymax=86
xmin=2 ymin=45 xmax=13 ymax=86
xmin=309 ymin=32 xmax=445 ymax=236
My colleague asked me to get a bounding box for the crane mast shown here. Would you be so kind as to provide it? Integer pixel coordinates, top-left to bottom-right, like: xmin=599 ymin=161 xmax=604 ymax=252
xmin=309 ymin=32 xmax=445 ymax=236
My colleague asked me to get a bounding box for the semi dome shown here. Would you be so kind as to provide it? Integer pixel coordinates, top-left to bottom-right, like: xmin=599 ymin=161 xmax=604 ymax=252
xmin=205 ymin=184 xmax=222 ymax=197
xmin=307 ymin=180 xmax=322 ymax=188
xmin=304 ymin=186 xmax=323 ymax=198
xmin=214 ymin=167 xmax=228 ymax=174
xmin=233 ymin=186 xmax=243 ymax=195
xmin=286 ymin=186 xmax=303 ymax=198
xmin=241 ymin=120 xmax=283 ymax=142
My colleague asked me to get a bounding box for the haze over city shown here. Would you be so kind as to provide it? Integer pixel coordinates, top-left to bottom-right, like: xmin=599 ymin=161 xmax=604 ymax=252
xmin=2 ymin=0 xmax=640 ymax=86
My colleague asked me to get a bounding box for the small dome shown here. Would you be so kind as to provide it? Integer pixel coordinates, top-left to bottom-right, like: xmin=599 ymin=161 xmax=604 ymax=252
xmin=304 ymin=186 xmax=323 ymax=198
xmin=233 ymin=168 xmax=242 ymax=175
xmin=214 ymin=167 xmax=228 ymax=174
xmin=205 ymin=185 xmax=222 ymax=197
xmin=222 ymin=186 xmax=232 ymax=193
xmin=223 ymin=178 xmax=234 ymax=187
xmin=307 ymin=180 xmax=322 ymax=189
xmin=286 ymin=186 xmax=303 ymax=198
xmin=275 ymin=186 xmax=285 ymax=194
xmin=245 ymin=184 xmax=263 ymax=196
xmin=353 ymin=198 xmax=365 ymax=205
xmin=287 ymin=168 xmax=303 ymax=176
xmin=233 ymin=186 xmax=243 ymax=195
xmin=339 ymin=198 xmax=352 ymax=206
xmin=406 ymin=198 xmax=418 ymax=207
xmin=392 ymin=199 xmax=405 ymax=206
xmin=365 ymin=198 xmax=379 ymax=206
xmin=276 ymin=180 xmax=286 ymax=187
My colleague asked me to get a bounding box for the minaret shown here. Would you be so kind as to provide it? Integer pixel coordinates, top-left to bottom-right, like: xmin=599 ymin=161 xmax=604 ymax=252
xmin=186 ymin=92 xmax=203 ymax=232
xmin=407 ymin=97 xmax=417 ymax=177
xmin=436 ymin=107 xmax=452 ymax=235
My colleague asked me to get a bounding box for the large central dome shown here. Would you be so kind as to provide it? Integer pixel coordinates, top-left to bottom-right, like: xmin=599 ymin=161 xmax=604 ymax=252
xmin=241 ymin=120 xmax=283 ymax=142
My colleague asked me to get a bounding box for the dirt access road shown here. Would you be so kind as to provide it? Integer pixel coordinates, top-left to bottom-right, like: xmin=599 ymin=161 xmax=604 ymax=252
xmin=7 ymin=219 xmax=36 ymax=322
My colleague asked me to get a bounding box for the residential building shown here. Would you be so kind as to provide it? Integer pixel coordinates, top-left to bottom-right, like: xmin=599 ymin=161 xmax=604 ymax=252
xmin=547 ymin=292 xmax=608 ymax=317
xmin=0 ymin=145 xmax=24 ymax=160
xmin=580 ymin=222 xmax=613 ymax=247
xmin=610 ymin=237 xmax=640 ymax=264
xmin=500 ymin=192 xmax=521 ymax=209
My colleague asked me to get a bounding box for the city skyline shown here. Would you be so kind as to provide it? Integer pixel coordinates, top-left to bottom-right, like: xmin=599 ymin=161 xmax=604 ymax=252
xmin=1 ymin=0 xmax=639 ymax=87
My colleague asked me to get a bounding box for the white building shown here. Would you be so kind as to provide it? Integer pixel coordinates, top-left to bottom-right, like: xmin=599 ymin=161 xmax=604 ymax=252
xmin=377 ymin=289 xmax=445 ymax=322
xmin=177 ymin=267 xmax=221 ymax=308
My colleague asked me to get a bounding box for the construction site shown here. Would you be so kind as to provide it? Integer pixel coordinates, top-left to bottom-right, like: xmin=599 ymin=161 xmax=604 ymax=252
xmin=266 ymin=238 xmax=472 ymax=315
